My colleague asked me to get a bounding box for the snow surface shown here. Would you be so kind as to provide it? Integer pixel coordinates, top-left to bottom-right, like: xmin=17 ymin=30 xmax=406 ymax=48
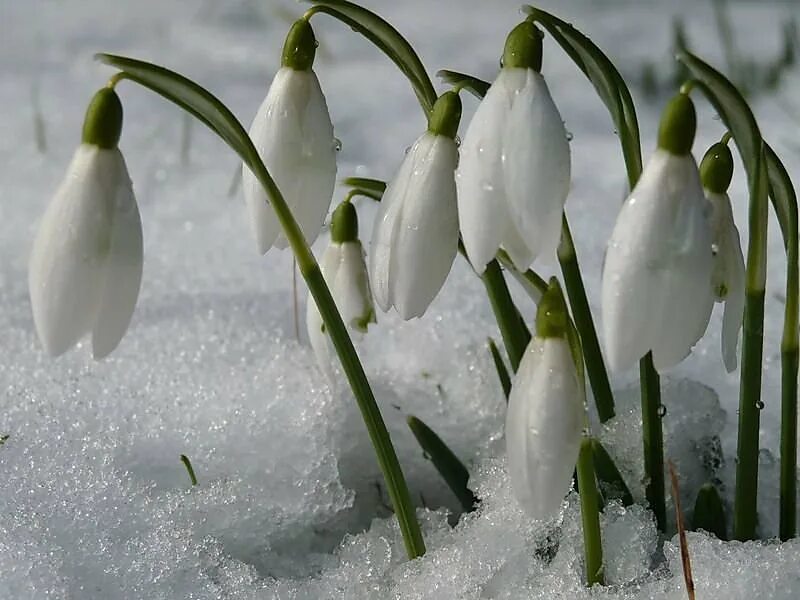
xmin=1 ymin=0 xmax=800 ymax=597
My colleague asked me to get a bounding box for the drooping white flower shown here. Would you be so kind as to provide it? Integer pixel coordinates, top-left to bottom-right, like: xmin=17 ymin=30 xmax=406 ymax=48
xmin=29 ymin=88 xmax=143 ymax=359
xmin=457 ymin=21 xmax=570 ymax=273
xmin=506 ymin=279 xmax=583 ymax=519
xmin=307 ymin=201 xmax=375 ymax=376
xmin=602 ymin=93 xmax=714 ymax=372
xmin=242 ymin=18 xmax=337 ymax=253
xmin=369 ymin=92 xmax=461 ymax=320
xmin=701 ymin=142 xmax=745 ymax=372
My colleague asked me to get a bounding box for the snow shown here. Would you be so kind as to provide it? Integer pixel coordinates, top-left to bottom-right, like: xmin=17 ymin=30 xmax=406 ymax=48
xmin=1 ymin=0 xmax=799 ymax=597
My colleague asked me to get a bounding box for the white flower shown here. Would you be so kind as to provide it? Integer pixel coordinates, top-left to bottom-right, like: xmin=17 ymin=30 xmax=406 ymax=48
xmin=242 ymin=66 xmax=337 ymax=253
xmin=505 ymin=335 xmax=583 ymax=519
xmin=707 ymin=190 xmax=745 ymax=372
xmin=457 ymin=66 xmax=570 ymax=273
xmin=29 ymin=143 xmax=143 ymax=359
xmin=369 ymin=130 xmax=459 ymax=319
xmin=601 ymin=148 xmax=714 ymax=372
xmin=307 ymin=239 xmax=375 ymax=376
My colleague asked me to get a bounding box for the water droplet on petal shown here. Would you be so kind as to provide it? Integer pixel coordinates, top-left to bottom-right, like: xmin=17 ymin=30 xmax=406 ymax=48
xmin=566 ymin=131 xmax=574 ymax=142
xmin=756 ymin=400 xmax=765 ymax=410
xmin=332 ymin=138 xmax=342 ymax=152
xmin=657 ymin=404 xmax=667 ymax=417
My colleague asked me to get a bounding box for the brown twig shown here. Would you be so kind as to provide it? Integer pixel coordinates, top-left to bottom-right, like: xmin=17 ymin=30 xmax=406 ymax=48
xmin=668 ymin=460 xmax=695 ymax=600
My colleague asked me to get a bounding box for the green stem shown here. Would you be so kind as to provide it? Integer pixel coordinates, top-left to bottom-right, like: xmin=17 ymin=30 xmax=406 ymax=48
xmin=239 ymin=103 xmax=427 ymax=559
xmin=558 ymin=216 xmax=615 ymax=423
xmin=180 ymin=454 xmax=198 ymax=486
xmin=640 ymin=352 xmax=665 ymax=533
xmin=734 ymin=289 xmax=766 ymax=541
xmin=480 ymin=260 xmax=532 ymax=372
xmin=577 ymin=437 xmax=604 ymax=586
xmin=780 ymin=347 xmax=798 ymax=540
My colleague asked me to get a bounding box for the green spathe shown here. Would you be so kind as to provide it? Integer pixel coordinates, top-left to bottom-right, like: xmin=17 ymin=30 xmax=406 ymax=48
xmin=536 ymin=278 xmax=568 ymax=339
xmin=657 ymin=93 xmax=696 ymax=155
xmin=427 ymin=91 xmax=462 ymax=139
xmin=331 ymin=200 xmax=358 ymax=243
xmin=282 ymin=18 xmax=317 ymax=71
xmin=700 ymin=142 xmax=734 ymax=194
xmin=81 ymin=87 xmax=123 ymax=149
xmin=502 ymin=20 xmax=543 ymax=71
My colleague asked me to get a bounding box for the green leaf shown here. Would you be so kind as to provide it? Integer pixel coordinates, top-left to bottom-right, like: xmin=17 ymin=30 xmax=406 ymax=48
xmin=303 ymin=0 xmax=436 ymax=115
xmin=406 ymin=415 xmax=477 ymax=512
xmin=591 ymin=439 xmax=634 ymax=507
xmin=487 ymin=337 xmax=512 ymax=399
xmin=436 ymin=69 xmax=490 ymax=99
xmin=97 ymin=54 xmax=262 ymax=175
xmin=343 ymin=176 xmax=387 ymax=202
xmin=677 ymin=52 xmax=771 ymax=290
xmin=692 ymin=482 xmax=728 ymax=540
xmin=524 ymin=5 xmax=642 ymax=187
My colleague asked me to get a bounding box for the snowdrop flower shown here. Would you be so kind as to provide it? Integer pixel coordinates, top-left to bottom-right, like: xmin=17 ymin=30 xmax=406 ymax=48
xmin=369 ymin=91 xmax=461 ymax=319
xmin=457 ymin=20 xmax=571 ymax=272
xmin=307 ymin=201 xmax=375 ymax=376
xmin=506 ymin=279 xmax=583 ymax=519
xmin=602 ymin=93 xmax=714 ymax=372
xmin=242 ymin=18 xmax=337 ymax=253
xmin=29 ymin=87 xmax=143 ymax=359
xmin=700 ymin=141 xmax=745 ymax=372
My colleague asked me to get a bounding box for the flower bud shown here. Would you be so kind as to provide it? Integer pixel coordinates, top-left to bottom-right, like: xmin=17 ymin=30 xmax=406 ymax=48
xmin=700 ymin=141 xmax=734 ymax=194
xmin=657 ymin=93 xmax=697 ymax=155
xmin=331 ymin=200 xmax=358 ymax=243
xmin=81 ymin=87 xmax=123 ymax=149
xmin=427 ymin=91 xmax=462 ymax=140
xmin=501 ymin=21 xmax=543 ymax=71
xmin=281 ymin=18 xmax=317 ymax=71
xmin=536 ymin=278 xmax=568 ymax=339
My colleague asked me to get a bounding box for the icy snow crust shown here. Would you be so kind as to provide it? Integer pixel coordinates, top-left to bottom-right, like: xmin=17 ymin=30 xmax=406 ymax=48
xmin=2 ymin=0 xmax=799 ymax=597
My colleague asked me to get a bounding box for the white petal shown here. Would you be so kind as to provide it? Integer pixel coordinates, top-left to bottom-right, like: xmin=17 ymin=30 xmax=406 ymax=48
xmin=333 ymin=241 xmax=374 ymax=331
xmin=91 ymin=151 xmax=143 ymax=359
xmin=29 ymin=145 xmax=116 ymax=356
xmin=503 ymin=70 xmax=571 ymax=264
xmin=602 ymin=151 xmax=713 ymax=372
xmin=708 ymin=191 xmax=746 ymax=371
xmin=456 ymin=69 xmax=527 ymax=272
xmin=506 ymin=337 xmax=583 ymax=520
xmin=243 ymin=68 xmax=337 ymax=253
xmin=306 ymin=244 xmax=341 ymax=379
xmin=387 ymin=133 xmax=460 ymax=319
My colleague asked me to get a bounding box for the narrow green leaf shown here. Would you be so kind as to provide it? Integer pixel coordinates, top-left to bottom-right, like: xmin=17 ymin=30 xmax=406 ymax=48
xmin=180 ymin=454 xmax=199 ymax=486
xmin=591 ymin=439 xmax=633 ymax=507
xmin=407 ymin=415 xmax=477 ymax=512
xmin=97 ymin=54 xmax=262 ymax=174
xmin=692 ymin=482 xmax=728 ymax=540
xmin=342 ymin=176 xmax=387 ymax=195
xmin=525 ymin=5 xmax=642 ymax=186
xmin=436 ymin=69 xmax=490 ymax=99
xmin=303 ymin=0 xmax=436 ymax=114
xmin=487 ymin=337 xmax=512 ymax=399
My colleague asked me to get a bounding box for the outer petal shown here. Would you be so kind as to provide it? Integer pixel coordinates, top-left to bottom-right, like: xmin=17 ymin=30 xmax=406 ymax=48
xmin=389 ymin=133 xmax=460 ymax=319
xmin=456 ymin=69 xmax=529 ymax=272
xmin=708 ymin=191 xmax=745 ymax=371
xmin=29 ymin=145 xmax=115 ymax=356
xmin=505 ymin=337 xmax=583 ymax=519
xmin=602 ymin=151 xmax=713 ymax=372
xmin=243 ymin=68 xmax=337 ymax=253
xmin=333 ymin=241 xmax=374 ymax=331
xmin=503 ymin=70 xmax=571 ymax=266
xmin=306 ymin=243 xmax=341 ymax=379
xmin=91 ymin=150 xmax=144 ymax=359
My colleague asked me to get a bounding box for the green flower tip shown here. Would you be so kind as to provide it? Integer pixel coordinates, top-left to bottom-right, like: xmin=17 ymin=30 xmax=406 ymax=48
xmin=81 ymin=87 xmax=123 ymax=149
xmin=657 ymin=92 xmax=696 ymax=155
xmin=331 ymin=200 xmax=358 ymax=243
xmin=428 ymin=91 xmax=462 ymax=139
xmin=282 ymin=18 xmax=317 ymax=71
xmin=700 ymin=141 xmax=734 ymax=194
xmin=502 ymin=20 xmax=543 ymax=71
xmin=536 ymin=277 xmax=568 ymax=339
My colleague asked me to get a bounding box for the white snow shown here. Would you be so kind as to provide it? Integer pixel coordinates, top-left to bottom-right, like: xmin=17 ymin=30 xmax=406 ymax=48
xmin=1 ymin=0 xmax=800 ymax=598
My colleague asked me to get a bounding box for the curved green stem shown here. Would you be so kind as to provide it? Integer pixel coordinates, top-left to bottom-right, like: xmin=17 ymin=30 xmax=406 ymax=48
xmin=558 ymin=216 xmax=615 ymax=422
xmin=95 ymin=54 xmax=426 ymax=559
xmin=480 ymin=260 xmax=531 ymax=372
xmin=577 ymin=437 xmax=604 ymax=586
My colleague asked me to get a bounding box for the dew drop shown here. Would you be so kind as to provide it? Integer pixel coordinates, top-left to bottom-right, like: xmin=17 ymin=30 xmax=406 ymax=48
xmin=332 ymin=137 xmax=342 ymax=152
xmin=404 ymin=145 xmax=412 ymax=155
xmin=657 ymin=404 xmax=667 ymax=417
xmin=756 ymin=400 xmax=765 ymax=410
xmin=566 ymin=131 xmax=574 ymax=142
